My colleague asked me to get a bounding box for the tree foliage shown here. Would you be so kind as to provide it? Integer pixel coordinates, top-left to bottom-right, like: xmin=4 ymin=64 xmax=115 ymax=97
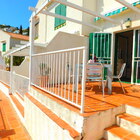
xmin=19 ymin=25 xmax=23 ymax=34
xmin=13 ymin=56 xmax=25 ymax=66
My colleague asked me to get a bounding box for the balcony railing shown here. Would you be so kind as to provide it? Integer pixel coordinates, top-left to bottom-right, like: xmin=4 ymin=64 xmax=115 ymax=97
xmin=0 ymin=69 xmax=10 ymax=86
xmin=31 ymin=47 xmax=87 ymax=113
xmin=0 ymin=69 xmax=29 ymax=97
xmin=12 ymin=72 xmax=29 ymax=97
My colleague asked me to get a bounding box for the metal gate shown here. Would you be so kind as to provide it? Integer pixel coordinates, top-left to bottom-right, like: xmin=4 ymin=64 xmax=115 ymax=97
xmin=89 ymin=32 xmax=112 ymax=79
xmin=89 ymin=33 xmax=112 ymax=64
xmin=132 ymin=30 xmax=140 ymax=84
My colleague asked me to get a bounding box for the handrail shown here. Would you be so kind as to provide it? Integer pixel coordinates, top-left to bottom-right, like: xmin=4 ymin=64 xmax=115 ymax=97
xmin=32 ymin=46 xmax=86 ymax=56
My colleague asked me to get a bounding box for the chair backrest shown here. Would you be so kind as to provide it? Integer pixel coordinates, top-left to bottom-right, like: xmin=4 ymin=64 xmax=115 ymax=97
xmin=86 ymin=63 xmax=104 ymax=79
xmin=118 ymin=63 xmax=126 ymax=78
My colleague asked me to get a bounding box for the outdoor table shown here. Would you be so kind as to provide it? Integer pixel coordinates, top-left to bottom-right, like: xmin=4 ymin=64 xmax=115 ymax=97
xmin=74 ymin=63 xmax=113 ymax=94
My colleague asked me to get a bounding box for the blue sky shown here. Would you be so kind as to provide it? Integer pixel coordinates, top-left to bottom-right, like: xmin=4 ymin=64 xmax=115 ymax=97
xmin=0 ymin=0 xmax=38 ymax=29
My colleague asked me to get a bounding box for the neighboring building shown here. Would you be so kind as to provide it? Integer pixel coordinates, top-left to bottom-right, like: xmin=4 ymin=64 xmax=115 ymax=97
xmin=0 ymin=30 xmax=29 ymax=55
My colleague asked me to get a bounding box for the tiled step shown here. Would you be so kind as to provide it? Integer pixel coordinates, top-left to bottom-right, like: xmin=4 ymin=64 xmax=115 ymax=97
xmin=104 ymin=125 xmax=140 ymax=140
xmin=9 ymin=94 xmax=24 ymax=123
xmin=126 ymin=104 xmax=140 ymax=117
xmin=117 ymin=113 xmax=140 ymax=136
xmin=0 ymin=91 xmax=31 ymax=140
xmin=10 ymin=94 xmax=24 ymax=116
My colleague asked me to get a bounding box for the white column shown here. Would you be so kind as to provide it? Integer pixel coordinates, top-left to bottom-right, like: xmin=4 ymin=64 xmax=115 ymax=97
xmin=81 ymin=47 xmax=87 ymax=113
xmin=10 ymin=55 xmax=13 ymax=94
xmin=29 ymin=16 xmax=35 ymax=86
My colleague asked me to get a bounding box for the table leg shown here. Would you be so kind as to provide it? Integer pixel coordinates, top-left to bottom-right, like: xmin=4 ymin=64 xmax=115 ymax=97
xmin=107 ymin=67 xmax=112 ymax=94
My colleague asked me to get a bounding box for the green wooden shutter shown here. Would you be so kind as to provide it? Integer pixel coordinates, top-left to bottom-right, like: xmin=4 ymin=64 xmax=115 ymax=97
xmin=2 ymin=43 xmax=6 ymax=52
xmin=54 ymin=5 xmax=61 ymax=28
xmin=60 ymin=4 xmax=66 ymax=25
xmin=54 ymin=4 xmax=66 ymax=29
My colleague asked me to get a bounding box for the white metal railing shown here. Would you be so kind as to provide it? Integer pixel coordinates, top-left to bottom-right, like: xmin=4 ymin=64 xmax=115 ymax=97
xmin=12 ymin=72 xmax=29 ymax=97
xmin=0 ymin=69 xmax=10 ymax=86
xmin=31 ymin=47 xmax=87 ymax=113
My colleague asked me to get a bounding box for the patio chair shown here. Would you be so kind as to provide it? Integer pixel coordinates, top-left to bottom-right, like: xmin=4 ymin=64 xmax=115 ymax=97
xmin=67 ymin=63 xmax=83 ymax=81
xmin=86 ymin=63 xmax=105 ymax=96
xmin=113 ymin=63 xmax=126 ymax=93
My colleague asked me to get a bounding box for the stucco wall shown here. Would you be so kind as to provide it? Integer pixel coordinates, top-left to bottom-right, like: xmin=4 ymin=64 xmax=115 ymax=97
xmin=10 ymin=38 xmax=28 ymax=49
xmin=0 ymin=30 xmax=10 ymax=53
xmin=82 ymin=0 xmax=97 ymax=35
xmin=44 ymin=31 xmax=88 ymax=52
xmin=83 ymin=105 xmax=125 ymax=140
xmin=35 ymin=0 xmax=85 ymax=44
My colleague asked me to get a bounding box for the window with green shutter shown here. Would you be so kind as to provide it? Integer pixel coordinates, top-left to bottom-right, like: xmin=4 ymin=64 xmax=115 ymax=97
xmin=2 ymin=43 xmax=6 ymax=52
xmin=54 ymin=4 xmax=66 ymax=30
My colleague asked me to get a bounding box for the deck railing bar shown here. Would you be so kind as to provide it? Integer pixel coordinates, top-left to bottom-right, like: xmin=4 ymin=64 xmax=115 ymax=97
xmin=46 ymin=55 xmax=49 ymax=90
xmin=57 ymin=53 xmax=59 ymax=95
xmin=76 ymin=51 xmax=80 ymax=104
xmin=61 ymin=53 xmax=64 ymax=97
xmin=56 ymin=53 xmax=58 ymax=95
xmin=13 ymin=73 xmax=29 ymax=80
xmin=32 ymin=47 xmax=86 ymax=57
xmin=0 ymin=70 xmax=10 ymax=86
xmin=58 ymin=53 xmax=61 ymax=96
xmin=72 ymin=51 xmax=75 ymax=102
xmin=68 ymin=51 xmax=71 ymax=101
xmin=53 ymin=54 xmax=55 ymax=93
xmin=64 ymin=52 xmax=66 ymax=98
xmin=80 ymin=48 xmax=87 ymax=113
xmin=31 ymin=47 xmax=87 ymax=112
xmin=31 ymin=83 xmax=81 ymax=108
xmin=12 ymin=72 xmax=29 ymax=97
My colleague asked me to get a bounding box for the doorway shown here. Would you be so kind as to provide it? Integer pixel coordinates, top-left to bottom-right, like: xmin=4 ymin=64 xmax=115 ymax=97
xmin=114 ymin=30 xmax=133 ymax=82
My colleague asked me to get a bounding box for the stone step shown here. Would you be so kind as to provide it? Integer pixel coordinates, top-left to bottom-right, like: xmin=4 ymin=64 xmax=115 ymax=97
xmin=10 ymin=94 xmax=24 ymax=117
xmin=126 ymin=104 xmax=140 ymax=117
xmin=14 ymin=92 xmax=24 ymax=106
xmin=9 ymin=94 xmax=25 ymax=124
xmin=104 ymin=125 xmax=140 ymax=140
xmin=116 ymin=113 xmax=140 ymax=136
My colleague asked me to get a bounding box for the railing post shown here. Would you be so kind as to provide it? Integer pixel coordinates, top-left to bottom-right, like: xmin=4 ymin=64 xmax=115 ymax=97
xmin=29 ymin=16 xmax=35 ymax=86
xmin=10 ymin=55 xmax=13 ymax=94
xmin=80 ymin=47 xmax=87 ymax=113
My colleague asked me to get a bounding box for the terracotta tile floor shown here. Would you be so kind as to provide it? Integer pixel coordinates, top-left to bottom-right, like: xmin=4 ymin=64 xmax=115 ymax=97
xmin=35 ymin=82 xmax=140 ymax=116
xmin=0 ymin=91 xmax=31 ymax=140
xmin=83 ymin=82 xmax=140 ymax=115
